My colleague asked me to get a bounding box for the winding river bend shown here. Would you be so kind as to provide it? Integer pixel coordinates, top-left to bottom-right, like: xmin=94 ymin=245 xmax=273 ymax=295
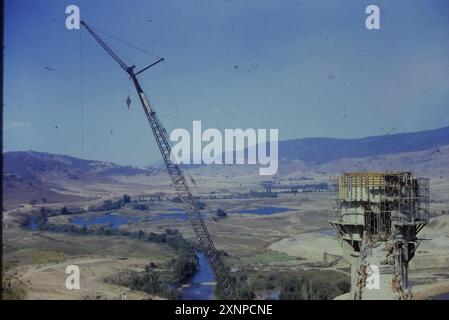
xmin=26 ymin=206 xmax=297 ymax=299
xmin=34 ymin=212 xmax=215 ymax=299
xmin=180 ymin=252 xmax=215 ymax=300
xmin=74 ymin=214 xmax=214 ymax=299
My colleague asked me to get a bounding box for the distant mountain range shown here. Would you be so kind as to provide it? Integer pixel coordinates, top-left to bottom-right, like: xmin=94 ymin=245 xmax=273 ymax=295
xmin=4 ymin=126 xmax=449 ymax=179
xmin=2 ymin=126 xmax=449 ymax=209
xmin=3 ymin=127 xmax=449 ymax=177
xmin=2 ymin=151 xmax=159 ymax=210
xmin=3 ymin=150 xmax=155 ymax=181
xmin=278 ymin=126 xmax=449 ymax=163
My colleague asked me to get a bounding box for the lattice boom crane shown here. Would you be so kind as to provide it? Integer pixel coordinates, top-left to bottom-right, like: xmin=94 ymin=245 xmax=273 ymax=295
xmin=80 ymin=20 xmax=236 ymax=299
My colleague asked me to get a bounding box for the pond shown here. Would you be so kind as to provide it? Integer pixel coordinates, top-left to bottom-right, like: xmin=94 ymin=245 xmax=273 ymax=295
xmin=28 ymin=219 xmax=39 ymax=231
xmin=236 ymin=206 xmax=292 ymax=215
xmin=71 ymin=210 xmax=205 ymax=227
xmin=71 ymin=213 xmax=139 ymax=228
xmin=69 ymin=207 xmax=289 ymax=226
xmin=181 ymin=252 xmax=215 ymax=300
xmin=146 ymin=213 xmax=189 ymax=222
xmin=146 ymin=212 xmax=208 ymax=222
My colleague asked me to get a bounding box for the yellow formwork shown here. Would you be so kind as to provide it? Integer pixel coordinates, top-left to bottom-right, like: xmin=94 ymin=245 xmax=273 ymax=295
xmin=338 ymin=172 xmax=411 ymax=202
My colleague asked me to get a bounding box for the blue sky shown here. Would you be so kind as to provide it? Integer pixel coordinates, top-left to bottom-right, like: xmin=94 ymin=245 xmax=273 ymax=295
xmin=4 ymin=0 xmax=449 ymax=166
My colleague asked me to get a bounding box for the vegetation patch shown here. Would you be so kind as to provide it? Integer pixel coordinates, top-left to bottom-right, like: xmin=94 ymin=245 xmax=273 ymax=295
xmin=223 ymin=269 xmax=350 ymax=300
xmin=2 ymin=275 xmax=28 ymax=300
xmin=16 ymin=248 xmax=66 ymax=265
xmin=20 ymin=210 xmax=200 ymax=299
xmin=237 ymin=250 xmax=296 ymax=265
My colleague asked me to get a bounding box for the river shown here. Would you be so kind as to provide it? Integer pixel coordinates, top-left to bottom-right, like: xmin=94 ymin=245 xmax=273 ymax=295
xmin=180 ymin=252 xmax=215 ymax=300
xmin=70 ymin=212 xmax=215 ymax=299
xmin=236 ymin=206 xmax=292 ymax=215
xmin=27 ymin=206 xmax=296 ymax=300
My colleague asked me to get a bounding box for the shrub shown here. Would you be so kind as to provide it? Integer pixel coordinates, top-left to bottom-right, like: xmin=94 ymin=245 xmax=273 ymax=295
xmin=216 ymin=209 xmax=227 ymax=218
xmin=122 ymin=194 xmax=131 ymax=203
xmin=133 ymin=203 xmax=149 ymax=211
xmin=169 ymin=255 xmax=199 ymax=282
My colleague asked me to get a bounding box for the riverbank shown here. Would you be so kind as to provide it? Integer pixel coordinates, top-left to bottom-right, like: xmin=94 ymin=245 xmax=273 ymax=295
xmin=6 ymin=209 xmax=204 ymax=300
xmin=180 ymin=252 xmax=215 ymax=300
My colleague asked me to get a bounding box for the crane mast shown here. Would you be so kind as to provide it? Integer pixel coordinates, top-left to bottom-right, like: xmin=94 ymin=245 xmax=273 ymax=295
xmin=80 ymin=21 xmax=236 ymax=299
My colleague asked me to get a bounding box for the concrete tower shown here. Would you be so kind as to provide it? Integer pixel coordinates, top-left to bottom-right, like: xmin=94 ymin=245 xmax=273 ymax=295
xmin=329 ymin=172 xmax=429 ymax=300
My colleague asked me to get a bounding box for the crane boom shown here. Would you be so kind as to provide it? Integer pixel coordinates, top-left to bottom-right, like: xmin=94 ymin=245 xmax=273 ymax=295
xmin=81 ymin=21 xmax=130 ymax=73
xmin=80 ymin=21 xmax=236 ymax=299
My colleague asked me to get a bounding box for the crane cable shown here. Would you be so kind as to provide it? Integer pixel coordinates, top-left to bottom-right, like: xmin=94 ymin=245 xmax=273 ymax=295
xmin=85 ymin=23 xmax=191 ymax=195
xmin=88 ymin=23 xmax=163 ymax=60
xmin=86 ymin=23 xmax=164 ymax=111
xmin=83 ymin=23 xmax=195 ymax=188
xmin=79 ymin=24 xmax=85 ymax=196
xmin=80 ymin=28 xmax=102 ymax=295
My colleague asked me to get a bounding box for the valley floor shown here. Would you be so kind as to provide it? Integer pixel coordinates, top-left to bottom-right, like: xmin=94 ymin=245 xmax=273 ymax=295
xmin=3 ymin=166 xmax=449 ymax=300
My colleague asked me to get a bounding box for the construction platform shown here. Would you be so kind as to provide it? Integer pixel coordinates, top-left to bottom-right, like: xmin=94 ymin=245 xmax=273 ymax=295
xmin=329 ymin=172 xmax=429 ymax=300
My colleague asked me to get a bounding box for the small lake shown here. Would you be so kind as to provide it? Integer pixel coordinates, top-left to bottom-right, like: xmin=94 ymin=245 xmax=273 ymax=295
xmin=236 ymin=206 xmax=292 ymax=215
xmin=71 ymin=213 xmax=139 ymax=228
xmin=146 ymin=212 xmax=207 ymax=222
xmin=70 ymin=206 xmax=289 ymax=226
xmin=71 ymin=210 xmax=205 ymax=227
xmin=28 ymin=219 xmax=39 ymax=231
xmin=147 ymin=213 xmax=189 ymax=221
xmin=181 ymin=252 xmax=215 ymax=300
xmin=168 ymin=208 xmax=186 ymax=212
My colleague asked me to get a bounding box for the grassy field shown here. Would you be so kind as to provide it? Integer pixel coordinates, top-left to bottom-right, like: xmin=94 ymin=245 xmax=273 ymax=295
xmin=3 ymin=168 xmax=449 ymax=300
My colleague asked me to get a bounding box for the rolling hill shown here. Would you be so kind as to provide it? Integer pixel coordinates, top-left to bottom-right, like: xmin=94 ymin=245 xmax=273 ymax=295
xmin=3 ymin=126 xmax=449 ymax=209
xmin=278 ymin=126 xmax=449 ymax=163
xmin=3 ymin=150 xmax=156 ymax=181
xmin=2 ymin=151 xmax=158 ymax=210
